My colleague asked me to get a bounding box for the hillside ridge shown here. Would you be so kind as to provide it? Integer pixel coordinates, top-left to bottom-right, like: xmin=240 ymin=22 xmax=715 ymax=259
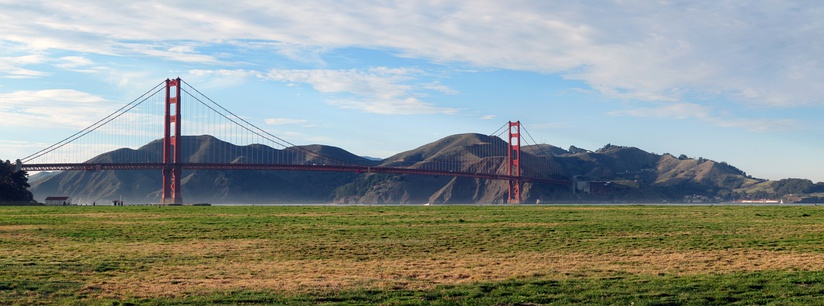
xmin=28 ymin=135 xmax=824 ymax=204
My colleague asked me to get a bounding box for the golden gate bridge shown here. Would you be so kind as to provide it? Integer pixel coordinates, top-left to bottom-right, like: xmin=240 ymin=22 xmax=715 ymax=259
xmin=18 ymin=79 xmax=570 ymax=204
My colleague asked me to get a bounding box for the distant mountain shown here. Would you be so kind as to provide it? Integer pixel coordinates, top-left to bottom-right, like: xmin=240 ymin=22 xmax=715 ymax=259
xmin=547 ymin=144 xmax=759 ymax=202
xmin=335 ymin=133 xmax=568 ymax=204
xmin=338 ymin=133 xmax=512 ymax=204
xmin=360 ymin=156 xmax=383 ymax=162
xmin=27 ymin=134 xmax=823 ymax=204
xmin=28 ymin=171 xmax=60 ymax=183
xmin=30 ymin=135 xmax=374 ymax=204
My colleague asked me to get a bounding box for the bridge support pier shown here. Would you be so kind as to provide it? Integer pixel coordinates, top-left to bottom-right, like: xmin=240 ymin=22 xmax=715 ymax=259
xmin=161 ymin=78 xmax=183 ymax=205
xmin=508 ymin=121 xmax=522 ymax=204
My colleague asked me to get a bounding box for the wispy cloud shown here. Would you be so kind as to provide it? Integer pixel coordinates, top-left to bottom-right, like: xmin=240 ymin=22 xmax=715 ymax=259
xmin=4 ymin=1 xmax=824 ymax=110
xmin=611 ymin=103 xmax=713 ymax=120
xmin=327 ymin=97 xmax=458 ymax=115
xmin=527 ymin=122 xmax=566 ymax=129
xmin=609 ymin=103 xmax=801 ymax=132
xmin=262 ymin=67 xmax=460 ymax=115
xmin=0 ymin=89 xmax=114 ymax=128
xmin=187 ymin=67 xmax=462 ymax=115
xmin=264 ymin=67 xmax=420 ymax=97
xmin=53 ymin=55 xmax=103 ymax=74
xmin=420 ymin=81 xmax=459 ymax=95
xmin=126 ymin=42 xmax=223 ymax=64
xmin=55 ymin=56 xmax=93 ymax=69
xmin=264 ymin=118 xmax=314 ymax=127
xmin=3 ymin=1 xmax=824 ymax=135
xmin=0 ymin=54 xmax=49 ymax=78
xmin=230 ymin=40 xmax=330 ymax=65
xmin=1 ymin=89 xmax=105 ymax=104
xmin=187 ymin=69 xmax=263 ymax=88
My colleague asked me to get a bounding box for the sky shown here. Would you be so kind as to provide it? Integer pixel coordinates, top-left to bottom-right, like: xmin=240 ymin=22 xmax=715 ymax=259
xmin=1 ymin=1 xmax=823 ymax=182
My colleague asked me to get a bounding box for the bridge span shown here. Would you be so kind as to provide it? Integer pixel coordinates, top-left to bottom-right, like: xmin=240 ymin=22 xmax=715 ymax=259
xmin=20 ymin=78 xmax=571 ymax=204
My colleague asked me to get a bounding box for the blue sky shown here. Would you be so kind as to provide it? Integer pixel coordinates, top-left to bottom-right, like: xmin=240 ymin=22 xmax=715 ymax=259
xmin=2 ymin=1 xmax=824 ymax=182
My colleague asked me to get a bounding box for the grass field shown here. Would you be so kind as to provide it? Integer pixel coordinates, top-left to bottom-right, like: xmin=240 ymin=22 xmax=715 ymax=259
xmin=0 ymin=205 xmax=822 ymax=305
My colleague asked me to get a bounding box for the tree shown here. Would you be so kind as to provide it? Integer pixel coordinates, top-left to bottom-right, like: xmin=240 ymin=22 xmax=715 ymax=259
xmin=0 ymin=159 xmax=33 ymax=202
xmin=773 ymin=179 xmax=814 ymax=196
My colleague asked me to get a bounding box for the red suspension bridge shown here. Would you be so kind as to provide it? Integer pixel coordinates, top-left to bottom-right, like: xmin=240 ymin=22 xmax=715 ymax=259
xmin=18 ymin=79 xmax=570 ymax=204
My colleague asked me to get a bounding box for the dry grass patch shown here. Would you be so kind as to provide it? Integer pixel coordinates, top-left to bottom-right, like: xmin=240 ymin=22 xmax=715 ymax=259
xmin=40 ymin=212 xmax=171 ymax=219
xmin=402 ymin=221 xmax=563 ymax=229
xmin=0 ymin=224 xmax=44 ymax=231
xmin=4 ymin=205 xmax=823 ymax=302
xmin=78 ymin=220 xmax=171 ymax=226
xmin=87 ymin=248 xmax=824 ymax=298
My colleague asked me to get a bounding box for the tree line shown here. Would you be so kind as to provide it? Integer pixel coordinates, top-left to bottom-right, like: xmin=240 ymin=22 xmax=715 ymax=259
xmin=0 ymin=159 xmax=33 ymax=202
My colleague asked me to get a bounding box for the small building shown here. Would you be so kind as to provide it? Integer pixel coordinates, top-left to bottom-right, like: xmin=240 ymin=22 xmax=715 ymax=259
xmin=45 ymin=196 xmax=72 ymax=206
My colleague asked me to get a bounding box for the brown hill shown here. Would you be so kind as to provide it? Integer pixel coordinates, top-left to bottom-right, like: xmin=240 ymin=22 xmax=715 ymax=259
xmin=654 ymin=154 xmax=757 ymax=188
xmin=337 ymin=133 xmax=567 ymax=204
xmin=30 ymin=136 xmax=371 ymax=204
xmin=29 ymin=134 xmax=795 ymax=204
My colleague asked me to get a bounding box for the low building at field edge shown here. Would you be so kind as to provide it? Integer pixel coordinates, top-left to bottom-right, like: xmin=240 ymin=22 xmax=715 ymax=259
xmin=44 ymin=196 xmax=72 ymax=206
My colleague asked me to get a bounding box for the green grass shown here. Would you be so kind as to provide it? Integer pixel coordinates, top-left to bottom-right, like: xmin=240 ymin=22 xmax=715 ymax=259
xmin=0 ymin=205 xmax=823 ymax=304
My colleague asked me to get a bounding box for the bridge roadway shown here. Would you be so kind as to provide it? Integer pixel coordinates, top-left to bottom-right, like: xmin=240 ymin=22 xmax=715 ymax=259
xmin=21 ymin=163 xmax=572 ymax=186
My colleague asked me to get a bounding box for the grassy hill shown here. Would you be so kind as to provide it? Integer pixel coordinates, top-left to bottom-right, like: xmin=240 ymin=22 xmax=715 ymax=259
xmin=28 ymin=135 xmax=822 ymax=204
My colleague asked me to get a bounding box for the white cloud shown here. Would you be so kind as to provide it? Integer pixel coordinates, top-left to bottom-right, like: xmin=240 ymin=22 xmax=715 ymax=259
xmin=0 ymin=140 xmax=49 ymax=163
xmin=102 ymin=69 xmax=156 ymax=91
xmin=122 ymin=42 xmax=222 ymax=64
xmin=55 ymin=56 xmax=93 ymax=69
xmin=609 ymin=103 xmax=801 ymax=132
xmin=1 ymin=89 xmax=105 ymax=104
xmin=0 ymin=89 xmax=115 ymax=128
xmin=231 ymin=40 xmax=329 ymax=65
xmin=264 ymin=118 xmax=310 ymax=126
xmin=0 ymin=54 xmax=49 ymax=78
xmin=186 ymin=69 xmax=262 ymax=88
xmin=610 ymin=103 xmax=713 ymax=120
xmin=528 ymin=122 xmax=566 ymax=129
xmin=185 ymin=67 xmax=461 ymax=115
xmin=420 ymin=81 xmax=459 ymax=95
xmin=263 ymin=67 xmax=460 ymax=115
xmin=2 ymin=68 xmax=50 ymax=79
xmin=327 ymin=97 xmax=458 ymax=115
xmin=264 ymin=67 xmax=419 ymax=97
xmin=3 ymin=1 xmax=824 ymax=110
xmin=480 ymin=115 xmax=495 ymax=120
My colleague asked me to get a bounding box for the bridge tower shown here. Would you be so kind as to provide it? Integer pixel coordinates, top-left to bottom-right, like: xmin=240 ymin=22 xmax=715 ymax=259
xmin=161 ymin=78 xmax=183 ymax=204
xmin=508 ymin=121 xmax=522 ymax=204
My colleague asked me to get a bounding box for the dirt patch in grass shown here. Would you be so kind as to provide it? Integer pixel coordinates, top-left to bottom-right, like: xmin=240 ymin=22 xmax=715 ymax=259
xmin=89 ymin=247 xmax=824 ymax=298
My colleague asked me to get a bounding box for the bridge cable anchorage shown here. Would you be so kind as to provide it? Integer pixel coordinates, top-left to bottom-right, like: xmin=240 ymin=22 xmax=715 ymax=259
xmin=21 ymin=81 xmax=167 ymax=164
xmin=180 ymin=80 xmax=356 ymax=167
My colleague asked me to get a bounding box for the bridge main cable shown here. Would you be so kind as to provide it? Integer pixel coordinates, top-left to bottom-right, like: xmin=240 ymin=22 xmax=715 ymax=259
xmin=180 ymin=80 xmax=357 ymax=167
xmin=21 ymin=81 xmax=167 ymax=164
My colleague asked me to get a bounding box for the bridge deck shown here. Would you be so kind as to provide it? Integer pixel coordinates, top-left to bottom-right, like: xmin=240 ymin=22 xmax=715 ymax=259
xmin=22 ymin=163 xmax=571 ymax=186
